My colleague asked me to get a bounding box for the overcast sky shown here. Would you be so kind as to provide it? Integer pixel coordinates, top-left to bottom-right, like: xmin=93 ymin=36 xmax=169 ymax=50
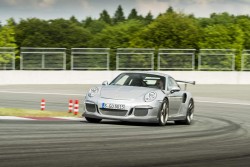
xmin=1 ymin=0 xmax=250 ymax=24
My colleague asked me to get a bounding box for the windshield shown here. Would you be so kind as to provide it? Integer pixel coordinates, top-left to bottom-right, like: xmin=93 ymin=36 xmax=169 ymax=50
xmin=110 ymin=73 xmax=165 ymax=89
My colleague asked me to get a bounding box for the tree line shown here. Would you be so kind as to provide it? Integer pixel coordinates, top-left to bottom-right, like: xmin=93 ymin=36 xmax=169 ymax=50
xmin=1 ymin=5 xmax=250 ymax=70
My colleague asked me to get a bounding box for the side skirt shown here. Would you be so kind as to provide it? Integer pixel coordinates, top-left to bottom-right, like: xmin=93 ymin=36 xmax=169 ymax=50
xmin=168 ymin=115 xmax=186 ymax=121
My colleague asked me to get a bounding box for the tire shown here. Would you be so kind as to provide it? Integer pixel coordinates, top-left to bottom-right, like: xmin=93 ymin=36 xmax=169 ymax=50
xmin=85 ymin=117 xmax=102 ymax=123
xmin=175 ymin=99 xmax=194 ymax=125
xmin=158 ymin=99 xmax=169 ymax=126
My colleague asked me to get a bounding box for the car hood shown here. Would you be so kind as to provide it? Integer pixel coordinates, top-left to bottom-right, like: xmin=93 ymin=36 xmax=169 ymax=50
xmin=100 ymin=85 xmax=156 ymax=100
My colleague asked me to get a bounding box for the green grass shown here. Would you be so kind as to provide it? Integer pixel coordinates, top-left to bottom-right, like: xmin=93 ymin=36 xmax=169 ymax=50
xmin=0 ymin=108 xmax=81 ymax=117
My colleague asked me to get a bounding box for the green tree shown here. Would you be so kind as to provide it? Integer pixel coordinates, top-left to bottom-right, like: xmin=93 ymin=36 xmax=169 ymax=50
xmin=198 ymin=24 xmax=244 ymax=70
xmin=89 ymin=19 xmax=144 ymax=48
xmin=129 ymin=11 xmax=201 ymax=70
xmin=15 ymin=18 xmax=92 ymax=48
xmin=210 ymin=12 xmax=235 ymax=25
xmin=112 ymin=5 xmax=125 ymax=24
xmin=0 ymin=18 xmax=17 ymax=67
xmin=198 ymin=12 xmax=235 ymax=28
xmin=70 ymin=16 xmax=81 ymax=26
xmin=89 ymin=20 xmax=145 ymax=69
xmin=85 ymin=20 xmax=108 ymax=35
xmin=0 ymin=18 xmax=16 ymax=47
xmin=166 ymin=6 xmax=174 ymax=14
xmin=47 ymin=19 xmax=92 ymax=48
xmin=128 ymin=8 xmax=139 ymax=20
xmin=15 ymin=18 xmax=92 ymax=69
xmin=130 ymin=12 xmax=201 ymax=49
xmin=99 ymin=10 xmax=112 ymax=25
xmin=83 ymin=17 xmax=93 ymax=28
xmin=236 ymin=17 xmax=250 ymax=49
xmin=198 ymin=24 xmax=243 ymax=49
xmin=144 ymin=12 xmax=154 ymax=25
xmin=15 ymin=18 xmax=50 ymax=47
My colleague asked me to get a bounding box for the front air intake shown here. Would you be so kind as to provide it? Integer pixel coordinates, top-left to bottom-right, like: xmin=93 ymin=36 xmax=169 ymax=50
xmin=134 ymin=108 xmax=148 ymax=116
xmin=86 ymin=103 xmax=96 ymax=112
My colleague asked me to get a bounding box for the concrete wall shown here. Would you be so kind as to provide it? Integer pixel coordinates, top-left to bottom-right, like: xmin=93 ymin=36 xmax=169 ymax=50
xmin=0 ymin=71 xmax=249 ymax=85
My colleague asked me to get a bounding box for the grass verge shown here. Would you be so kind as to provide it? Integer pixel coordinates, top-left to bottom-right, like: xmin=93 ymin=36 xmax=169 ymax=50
xmin=0 ymin=108 xmax=81 ymax=117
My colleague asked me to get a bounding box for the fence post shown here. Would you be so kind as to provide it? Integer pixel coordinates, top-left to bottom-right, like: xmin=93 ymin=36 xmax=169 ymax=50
xmin=42 ymin=53 xmax=45 ymax=69
xmin=71 ymin=51 xmax=74 ymax=70
xmin=241 ymin=51 xmax=244 ymax=71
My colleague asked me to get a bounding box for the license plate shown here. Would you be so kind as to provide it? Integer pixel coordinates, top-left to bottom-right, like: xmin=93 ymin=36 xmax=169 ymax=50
xmin=101 ymin=103 xmax=125 ymax=110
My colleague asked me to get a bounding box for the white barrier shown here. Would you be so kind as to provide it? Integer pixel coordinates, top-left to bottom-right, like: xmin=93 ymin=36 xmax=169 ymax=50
xmin=0 ymin=71 xmax=250 ymax=85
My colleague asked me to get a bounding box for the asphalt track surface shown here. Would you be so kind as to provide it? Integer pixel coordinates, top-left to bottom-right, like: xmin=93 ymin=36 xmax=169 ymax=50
xmin=1 ymin=84 xmax=250 ymax=167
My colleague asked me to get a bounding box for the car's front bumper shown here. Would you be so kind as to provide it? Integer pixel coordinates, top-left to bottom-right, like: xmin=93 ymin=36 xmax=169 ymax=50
xmin=83 ymin=98 xmax=162 ymax=123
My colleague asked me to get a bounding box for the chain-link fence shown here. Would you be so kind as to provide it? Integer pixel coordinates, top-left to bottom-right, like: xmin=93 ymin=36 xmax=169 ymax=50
xmin=116 ymin=48 xmax=154 ymax=70
xmin=0 ymin=47 xmax=15 ymax=70
xmin=241 ymin=50 xmax=250 ymax=71
xmin=158 ymin=49 xmax=195 ymax=70
xmin=198 ymin=49 xmax=236 ymax=71
xmin=20 ymin=48 xmax=66 ymax=70
xmin=71 ymin=48 xmax=110 ymax=70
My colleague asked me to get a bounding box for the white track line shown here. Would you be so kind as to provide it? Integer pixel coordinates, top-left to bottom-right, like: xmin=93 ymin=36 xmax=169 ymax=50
xmin=0 ymin=90 xmax=249 ymax=106
xmin=196 ymin=100 xmax=250 ymax=106
xmin=54 ymin=117 xmax=83 ymax=121
xmin=0 ymin=116 xmax=83 ymax=121
xmin=0 ymin=116 xmax=34 ymax=120
xmin=0 ymin=90 xmax=83 ymax=96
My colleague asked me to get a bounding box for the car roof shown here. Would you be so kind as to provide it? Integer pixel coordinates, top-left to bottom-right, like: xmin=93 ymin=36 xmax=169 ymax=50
xmin=120 ymin=71 xmax=171 ymax=78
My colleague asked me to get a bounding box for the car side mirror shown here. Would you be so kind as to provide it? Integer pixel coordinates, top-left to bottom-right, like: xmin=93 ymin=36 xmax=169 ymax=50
xmin=170 ymin=86 xmax=181 ymax=94
xmin=102 ymin=81 xmax=109 ymax=86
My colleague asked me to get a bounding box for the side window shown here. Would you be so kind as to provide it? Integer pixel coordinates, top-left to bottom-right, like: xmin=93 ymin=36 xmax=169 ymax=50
xmin=167 ymin=77 xmax=179 ymax=90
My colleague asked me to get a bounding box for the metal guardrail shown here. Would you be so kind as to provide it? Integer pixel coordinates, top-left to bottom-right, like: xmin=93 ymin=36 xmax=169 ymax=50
xmin=198 ymin=49 xmax=236 ymax=71
xmin=241 ymin=50 xmax=250 ymax=71
xmin=158 ymin=49 xmax=195 ymax=70
xmin=20 ymin=47 xmax=66 ymax=70
xmin=0 ymin=47 xmax=248 ymax=71
xmin=116 ymin=48 xmax=155 ymax=70
xmin=0 ymin=47 xmax=15 ymax=70
xmin=71 ymin=48 xmax=110 ymax=70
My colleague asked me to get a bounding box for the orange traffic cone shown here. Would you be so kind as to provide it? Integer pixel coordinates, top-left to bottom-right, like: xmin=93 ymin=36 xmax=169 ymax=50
xmin=74 ymin=100 xmax=79 ymax=115
xmin=41 ymin=99 xmax=45 ymax=111
xmin=68 ymin=99 xmax=73 ymax=113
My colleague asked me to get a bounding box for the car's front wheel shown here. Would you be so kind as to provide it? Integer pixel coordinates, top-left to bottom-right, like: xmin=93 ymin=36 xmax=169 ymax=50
xmin=85 ymin=117 xmax=102 ymax=123
xmin=158 ymin=99 xmax=169 ymax=126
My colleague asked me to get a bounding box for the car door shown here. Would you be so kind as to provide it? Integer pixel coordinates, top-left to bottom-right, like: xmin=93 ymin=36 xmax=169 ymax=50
xmin=167 ymin=77 xmax=183 ymax=116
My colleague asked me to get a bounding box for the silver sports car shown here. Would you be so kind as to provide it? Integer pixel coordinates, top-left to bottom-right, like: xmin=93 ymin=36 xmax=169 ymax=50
xmin=83 ymin=72 xmax=195 ymax=126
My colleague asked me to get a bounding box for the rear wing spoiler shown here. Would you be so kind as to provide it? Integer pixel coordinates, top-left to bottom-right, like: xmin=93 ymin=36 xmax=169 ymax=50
xmin=176 ymin=80 xmax=196 ymax=85
xmin=176 ymin=80 xmax=196 ymax=90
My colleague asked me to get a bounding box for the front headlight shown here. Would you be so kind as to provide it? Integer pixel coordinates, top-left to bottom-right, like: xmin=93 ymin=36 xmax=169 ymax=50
xmin=144 ymin=91 xmax=157 ymax=102
xmin=88 ymin=87 xmax=99 ymax=97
